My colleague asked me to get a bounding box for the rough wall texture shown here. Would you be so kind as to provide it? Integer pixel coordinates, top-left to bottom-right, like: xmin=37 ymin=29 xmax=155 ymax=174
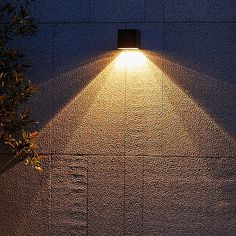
xmin=1 ymin=0 xmax=236 ymax=235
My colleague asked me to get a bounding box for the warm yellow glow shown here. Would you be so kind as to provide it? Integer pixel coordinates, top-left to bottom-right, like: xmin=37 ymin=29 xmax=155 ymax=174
xmin=115 ymin=50 xmax=147 ymax=70
xmin=38 ymin=50 xmax=236 ymax=157
xmin=117 ymin=48 xmax=139 ymax=50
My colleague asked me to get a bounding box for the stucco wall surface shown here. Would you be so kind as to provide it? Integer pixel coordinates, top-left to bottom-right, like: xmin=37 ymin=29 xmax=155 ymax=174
xmin=1 ymin=0 xmax=236 ymax=235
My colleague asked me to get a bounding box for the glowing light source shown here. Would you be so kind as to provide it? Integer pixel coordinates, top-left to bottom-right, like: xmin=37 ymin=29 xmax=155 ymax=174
xmin=117 ymin=29 xmax=140 ymax=49
xmin=115 ymin=51 xmax=147 ymax=69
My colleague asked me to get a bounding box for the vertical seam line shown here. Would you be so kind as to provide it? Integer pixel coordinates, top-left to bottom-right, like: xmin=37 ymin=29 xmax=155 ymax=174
xmin=49 ymin=22 xmax=55 ymax=235
xmin=144 ymin=0 xmax=147 ymax=22
xmin=161 ymin=0 xmax=165 ymax=154
xmin=86 ymin=156 xmax=89 ymax=236
xmin=89 ymin=0 xmax=91 ymax=23
xmin=51 ymin=23 xmax=54 ymax=155
xmin=124 ymin=156 xmax=126 ymax=235
xmin=124 ymin=50 xmax=127 ymax=156
xmin=124 ymin=52 xmax=127 ymax=236
xmin=142 ymin=156 xmax=144 ymax=235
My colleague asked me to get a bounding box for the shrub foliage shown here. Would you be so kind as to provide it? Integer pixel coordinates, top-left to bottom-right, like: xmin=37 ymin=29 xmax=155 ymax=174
xmin=0 ymin=0 xmax=45 ymax=172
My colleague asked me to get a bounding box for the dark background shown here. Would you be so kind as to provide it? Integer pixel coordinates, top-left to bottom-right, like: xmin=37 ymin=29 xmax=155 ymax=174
xmin=1 ymin=1 xmax=236 ymax=235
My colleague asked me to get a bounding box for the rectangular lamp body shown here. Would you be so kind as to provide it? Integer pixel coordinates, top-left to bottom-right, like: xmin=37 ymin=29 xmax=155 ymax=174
xmin=117 ymin=29 xmax=140 ymax=49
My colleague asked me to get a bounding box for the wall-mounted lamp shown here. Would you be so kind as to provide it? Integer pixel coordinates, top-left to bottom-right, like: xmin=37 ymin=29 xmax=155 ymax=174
xmin=117 ymin=29 xmax=140 ymax=50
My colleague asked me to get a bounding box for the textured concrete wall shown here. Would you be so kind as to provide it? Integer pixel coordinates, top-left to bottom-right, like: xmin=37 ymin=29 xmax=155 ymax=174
xmin=1 ymin=0 xmax=236 ymax=235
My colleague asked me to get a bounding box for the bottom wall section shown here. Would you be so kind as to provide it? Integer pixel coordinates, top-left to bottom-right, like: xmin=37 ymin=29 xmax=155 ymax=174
xmin=1 ymin=155 xmax=236 ymax=236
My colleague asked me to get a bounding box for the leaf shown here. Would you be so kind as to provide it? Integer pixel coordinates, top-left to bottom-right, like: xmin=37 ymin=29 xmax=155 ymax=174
xmin=34 ymin=166 xmax=42 ymax=172
xmin=29 ymin=131 xmax=38 ymax=138
xmin=5 ymin=3 xmax=15 ymax=14
xmin=0 ymin=95 xmax=6 ymax=102
xmin=0 ymin=0 xmax=42 ymax=173
xmin=29 ymin=143 xmax=39 ymax=149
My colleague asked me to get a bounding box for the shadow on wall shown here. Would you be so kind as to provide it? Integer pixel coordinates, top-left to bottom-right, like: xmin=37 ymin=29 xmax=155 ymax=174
xmin=0 ymin=152 xmax=21 ymax=175
xmin=38 ymin=50 xmax=126 ymax=155
xmin=0 ymin=51 xmax=118 ymax=173
xmin=34 ymin=50 xmax=119 ymax=128
xmin=144 ymin=51 xmax=236 ymax=233
xmin=141 ymin=51 xmax=236 ymax=158
xmin=146 ymin=50 xmax=236 ymax=140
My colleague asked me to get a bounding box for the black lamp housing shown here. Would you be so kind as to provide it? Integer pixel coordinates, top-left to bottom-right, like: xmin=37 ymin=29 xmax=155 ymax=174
xmin=117 ymin=29 xmax=140 ymax=49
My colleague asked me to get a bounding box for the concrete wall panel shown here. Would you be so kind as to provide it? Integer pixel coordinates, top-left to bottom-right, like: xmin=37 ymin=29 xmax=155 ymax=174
xmin=1 ymin=0 xmax=236 ymax=235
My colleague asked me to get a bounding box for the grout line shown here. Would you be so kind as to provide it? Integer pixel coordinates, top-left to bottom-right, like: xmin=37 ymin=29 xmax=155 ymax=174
xmin=34 ymin=0 xmax=36 ymax=19
xmin=163 ymin=0 xmax=165 ymax=23
xmin=48 ymin=154 xmax=52 ymax=234
xmin=48 ymin=23 xmax=55 ymax=235
xmin=124 ymin=54 xmax=127 ymax=155
xmin=123 ymin=156 xmax=126 ymax=235
xmin=39 ymin=152 xmax=236 ymax=159
xmin=144 ymin=0 xmax=147 ymax=23
xmin=86 ymin=156 xmax=89 ymax=236
xmin=123 ymin=46 xmax=127 ymax=235
xmin=161 ymin=0 xmax=165 ymax=156
xmin=88 ymin=0 xmax=91 ymax=23
xmin=51 ymin=23 xmax=55 ymax=156
xmin=141 ymin=156 xmax=144 ymax=236
xmin=34 ymin=21 xmax=236 ymax=24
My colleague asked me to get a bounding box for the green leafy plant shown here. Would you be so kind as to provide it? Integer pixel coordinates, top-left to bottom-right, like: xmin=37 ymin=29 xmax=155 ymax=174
xmin=0 ymin=0 xmax=45 ymax=172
